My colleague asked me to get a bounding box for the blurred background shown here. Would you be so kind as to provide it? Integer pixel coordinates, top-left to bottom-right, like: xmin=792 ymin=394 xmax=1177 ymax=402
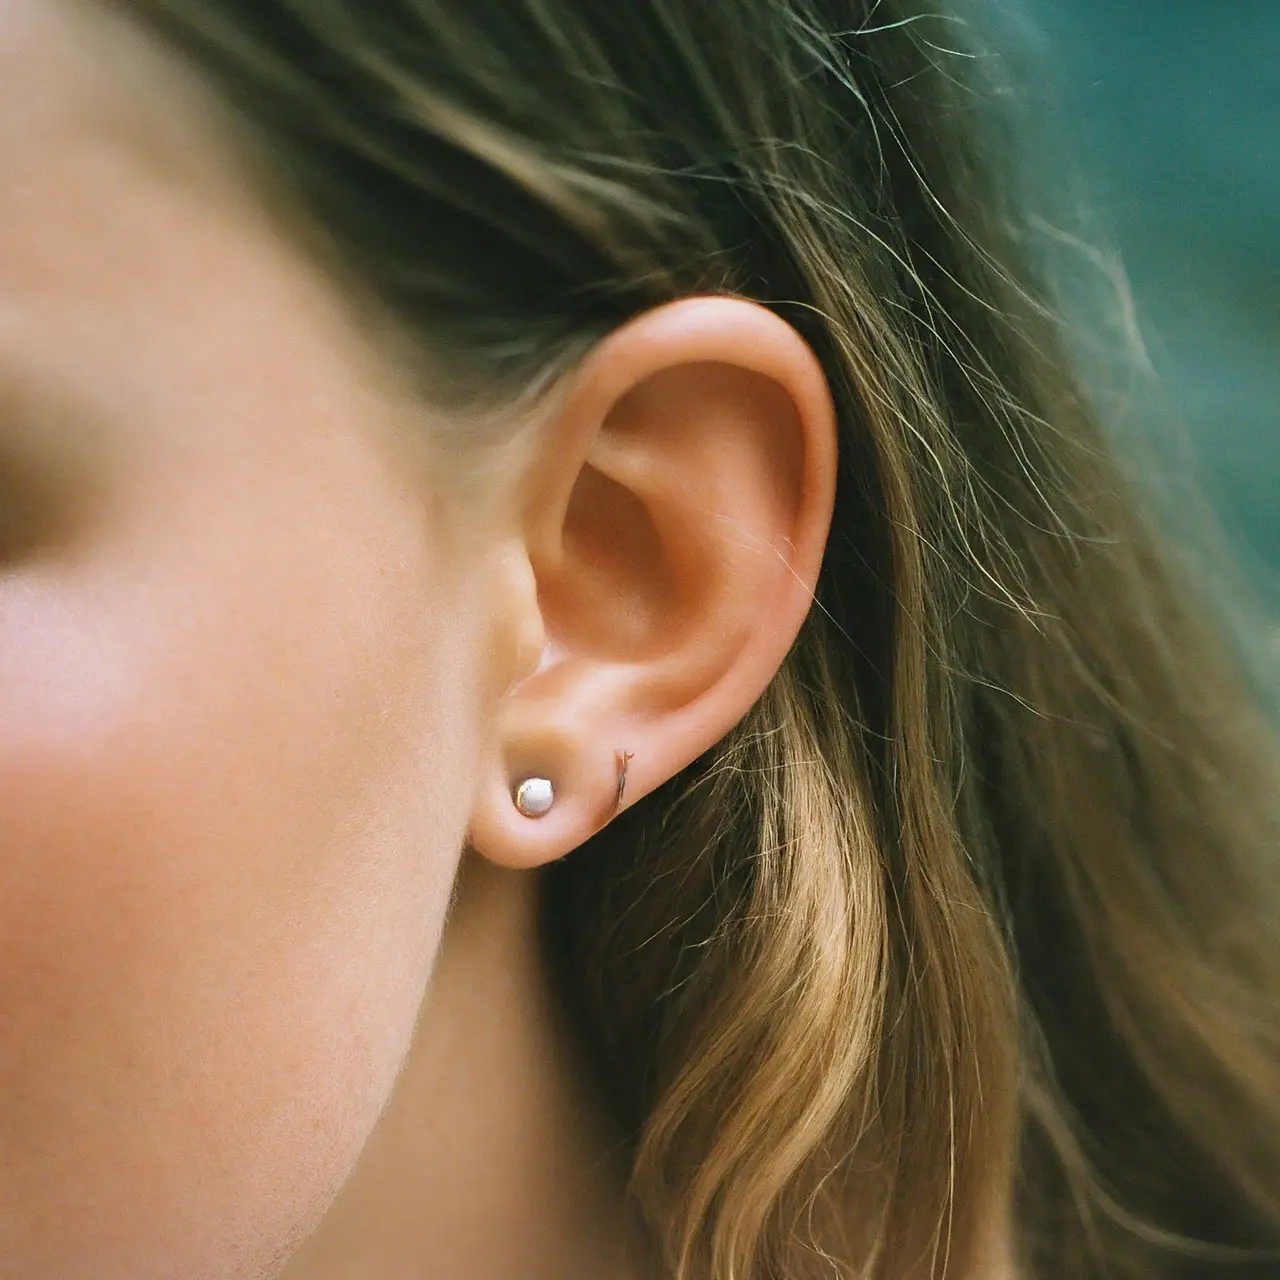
xmin=1018 ymin=0 xmax=1278 ymax=609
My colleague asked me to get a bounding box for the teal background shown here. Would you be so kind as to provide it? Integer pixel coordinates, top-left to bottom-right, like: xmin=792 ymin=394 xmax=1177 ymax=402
xmin=1028 ymin=1 xmax=1278 ymax=596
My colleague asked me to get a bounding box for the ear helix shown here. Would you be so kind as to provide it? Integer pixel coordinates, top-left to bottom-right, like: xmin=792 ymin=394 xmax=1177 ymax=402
xmin=511 ymin=749 xmax=635 ymax=820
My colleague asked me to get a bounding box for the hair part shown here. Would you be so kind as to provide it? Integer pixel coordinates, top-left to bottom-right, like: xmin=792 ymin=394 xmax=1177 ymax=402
xmin=115 ymin=1 xmax=1280 ymax=1275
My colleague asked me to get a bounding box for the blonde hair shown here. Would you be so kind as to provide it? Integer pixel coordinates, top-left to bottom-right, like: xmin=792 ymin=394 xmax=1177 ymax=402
xmin=119 ymin=1 xmax=1280 ymax=1275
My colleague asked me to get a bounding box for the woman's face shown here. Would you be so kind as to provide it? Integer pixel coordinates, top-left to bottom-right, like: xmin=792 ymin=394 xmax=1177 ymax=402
xmin=0 ymin=3 xmax=494 ymax=1275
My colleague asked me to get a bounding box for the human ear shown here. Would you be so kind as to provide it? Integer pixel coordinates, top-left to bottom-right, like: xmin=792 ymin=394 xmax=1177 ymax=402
xmin=466 ymin=296 xmax=837 ymax=868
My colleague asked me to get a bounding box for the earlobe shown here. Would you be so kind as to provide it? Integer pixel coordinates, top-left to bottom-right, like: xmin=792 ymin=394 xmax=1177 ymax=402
xmin=467 ymin=295 xmax=837 ymax=871
xmin=467 ymin=732 xmax=642 ymax=871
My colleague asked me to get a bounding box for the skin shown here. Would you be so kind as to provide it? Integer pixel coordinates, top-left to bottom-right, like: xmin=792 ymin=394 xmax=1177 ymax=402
xmin=0 ymin=2 xmax=837 ymax=1278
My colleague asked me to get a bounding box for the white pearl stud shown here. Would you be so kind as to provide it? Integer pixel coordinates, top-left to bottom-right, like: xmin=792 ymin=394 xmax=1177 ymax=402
xmin=514 ymin=777 xmax=555 ymax=819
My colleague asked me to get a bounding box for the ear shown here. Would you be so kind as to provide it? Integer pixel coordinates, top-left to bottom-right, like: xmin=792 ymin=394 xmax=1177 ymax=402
xmin=467 ymin=296 xmax=837 ymax=868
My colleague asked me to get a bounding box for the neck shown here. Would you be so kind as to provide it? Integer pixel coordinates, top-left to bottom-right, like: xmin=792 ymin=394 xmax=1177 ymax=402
xmin=280 ymin=855 xmax=1020 ymax=1280
xmin=281 ymin=854 xmax=652 ymax=1280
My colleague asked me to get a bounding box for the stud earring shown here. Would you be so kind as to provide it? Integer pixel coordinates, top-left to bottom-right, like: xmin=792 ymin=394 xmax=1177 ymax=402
xmin=513 ymin=776 xmax=555 ymax=819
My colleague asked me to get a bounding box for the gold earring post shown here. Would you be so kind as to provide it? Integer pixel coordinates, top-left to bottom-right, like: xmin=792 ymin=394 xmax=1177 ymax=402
xmin=614 ymin=750 xmax=635 ymax=812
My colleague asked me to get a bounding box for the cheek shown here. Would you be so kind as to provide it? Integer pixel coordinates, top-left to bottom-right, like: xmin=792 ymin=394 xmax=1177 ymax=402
xmin=0 ymin=549 xmax=481 ymax=1277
